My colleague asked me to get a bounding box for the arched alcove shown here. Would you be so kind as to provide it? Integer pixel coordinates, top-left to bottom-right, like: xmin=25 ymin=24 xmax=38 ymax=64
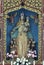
xmin=3 ymin=0 xmax=42 ymax=64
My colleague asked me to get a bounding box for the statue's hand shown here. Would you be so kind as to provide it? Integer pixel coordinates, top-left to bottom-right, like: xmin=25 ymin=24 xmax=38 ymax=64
xmin=25 ymin=22 xmax=29 ymax=27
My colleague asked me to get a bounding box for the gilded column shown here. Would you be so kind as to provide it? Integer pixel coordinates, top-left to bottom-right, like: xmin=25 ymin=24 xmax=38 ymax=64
xmin=42 ymin=0 xmax=44 ymax=61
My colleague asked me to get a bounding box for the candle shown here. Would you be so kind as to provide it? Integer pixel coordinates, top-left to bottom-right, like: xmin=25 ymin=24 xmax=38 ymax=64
xmin=3 ymin=61 xmax=4 ymax=65
xmin=11 ymin=61 xmax=13 ymax=65
xmin=43 ymin=61 xmax=44 ymax=65
xmin=33 ymin=61 xmax=35 ymax=65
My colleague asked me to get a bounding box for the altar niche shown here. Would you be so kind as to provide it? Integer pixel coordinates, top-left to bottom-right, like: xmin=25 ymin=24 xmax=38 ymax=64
xmin=6 ymin=8 xmax=38 ymax=61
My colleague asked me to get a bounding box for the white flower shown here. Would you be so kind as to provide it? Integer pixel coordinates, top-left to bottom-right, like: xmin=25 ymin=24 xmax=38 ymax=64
xmin=9 ymin=54 xmax=13 ymax=58
xmin=26 ymin=59 xmax=28 ymax=62
xmin=16 ymin=58 xmax=20 ymax=62
xmin=13 ymin=62 xmax=16 ymax=65
xmin=7 ymin=53 xmax=9 ymax=56
xmin=27 ymin=53 xmax=31 ymax=57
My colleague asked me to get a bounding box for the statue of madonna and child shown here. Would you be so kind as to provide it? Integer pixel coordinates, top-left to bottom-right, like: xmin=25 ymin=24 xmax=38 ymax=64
xmin=11 ymin=12 xmax=34 ymax=58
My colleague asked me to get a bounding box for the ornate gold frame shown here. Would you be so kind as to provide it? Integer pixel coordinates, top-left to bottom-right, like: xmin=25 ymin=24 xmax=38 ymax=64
xmin=3 ymin=3 xmax=42 ymax=64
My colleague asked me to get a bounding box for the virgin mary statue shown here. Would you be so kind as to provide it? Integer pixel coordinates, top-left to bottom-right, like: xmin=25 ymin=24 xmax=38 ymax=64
xmin=11 ymin=13 xmax=29 ymax=58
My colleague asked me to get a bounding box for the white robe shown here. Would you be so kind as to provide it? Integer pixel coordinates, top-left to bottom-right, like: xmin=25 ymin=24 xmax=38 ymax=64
xmin=17 ymin=23 xmax=28 ymax=57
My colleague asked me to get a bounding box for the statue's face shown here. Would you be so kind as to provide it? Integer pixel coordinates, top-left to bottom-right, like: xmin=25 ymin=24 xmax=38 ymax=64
xmin=26 ymin=17 xmax=29 ymax=21
xmin=21 ymin=15 xmax=24 ymax=20
xmin=20 ymin=13 xmax=24 ymax=20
